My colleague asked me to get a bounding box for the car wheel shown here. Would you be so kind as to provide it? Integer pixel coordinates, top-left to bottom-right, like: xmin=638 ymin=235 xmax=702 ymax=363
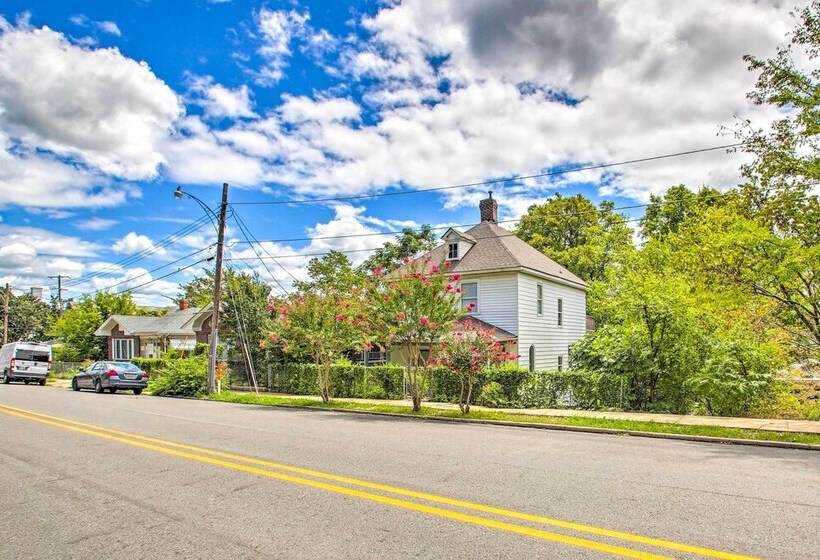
xmin=23 ymin=379 xmax=30 ymax=385
xmin=94 ymin=379 xmax=103 ymax=394
xmin=109 ymin=388 xmax=117 ymax=394
xmin=2 ymin=371 xmax=9 ymax=384
xmin=38 ymin=379 xmax=46 ymax=386
xmin=133 ymin=388 xmax=143 ymax=395
xmin=72 ymin=378 xmax=80 ymax=391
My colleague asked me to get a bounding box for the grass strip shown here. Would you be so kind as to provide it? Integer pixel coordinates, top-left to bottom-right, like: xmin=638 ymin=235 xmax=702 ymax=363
xmin=208 ymin=392 xmax=820 ymax=446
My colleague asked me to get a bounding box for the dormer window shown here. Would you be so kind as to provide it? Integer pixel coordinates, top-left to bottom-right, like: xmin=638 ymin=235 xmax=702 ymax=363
xmin=448 ymin=242 xmax=459 ymax=260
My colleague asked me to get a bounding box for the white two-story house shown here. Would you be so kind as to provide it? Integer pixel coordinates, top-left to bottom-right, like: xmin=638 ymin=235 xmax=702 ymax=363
xmin=395 ymin=193 xmax=587 ymax=372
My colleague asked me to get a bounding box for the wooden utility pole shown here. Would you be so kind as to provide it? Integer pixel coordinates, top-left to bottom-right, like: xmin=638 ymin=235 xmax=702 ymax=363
xmin=3 ymin=283 xmax=9 ymax=345
xmin=207 ymin=182 xmax=229 ymax=394
xmin=48 ymin=274 xmax=70 ymax=313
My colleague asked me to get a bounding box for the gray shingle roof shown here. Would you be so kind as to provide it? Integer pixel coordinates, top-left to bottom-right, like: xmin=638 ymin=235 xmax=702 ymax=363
xmin=425 ymin=222 xmax=586 ymax=288
xmin=95 ymin=306 xmax=211 ymax=337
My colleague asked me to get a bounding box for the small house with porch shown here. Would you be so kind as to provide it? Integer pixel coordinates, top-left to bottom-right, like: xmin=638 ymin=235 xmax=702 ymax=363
xmin=94 ymin=300 xmax=213 ymax=360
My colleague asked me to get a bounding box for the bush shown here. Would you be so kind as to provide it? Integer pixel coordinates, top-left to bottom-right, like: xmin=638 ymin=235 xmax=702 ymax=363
xmin=132 ymin=357 xmax=169 ymax=374
xmin=485 ymin=365 xmax=528 ymax=403
xmin=148 ymin=356 xmax=207 ymax=397
xmin=476 ymin=382 xmax=507 ymax=408
xmin=517 ymin=369 xmax=622 ymax=409
xmin=266 ymin=363 xmax=406 ymax=400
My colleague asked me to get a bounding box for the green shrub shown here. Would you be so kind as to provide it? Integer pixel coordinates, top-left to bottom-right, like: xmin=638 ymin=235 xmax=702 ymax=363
xmin=132 ymin=357 xmax=168 ymax=373
xmin=147 ymin=356 xmax=207 ymax=397
xmin=518 ymin=369 xmax=617 ymax=409
xmin=485 ymin=365 xmax=528 ymax=403
xmin=266 ymin=363 xmax=406 ymax=400
xmin=476 ymin=381 xmax=507 ymax=408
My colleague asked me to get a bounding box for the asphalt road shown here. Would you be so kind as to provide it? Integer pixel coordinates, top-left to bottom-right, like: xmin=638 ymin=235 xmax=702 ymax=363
xmin=0 ymin=384 xmax=818 ymax=560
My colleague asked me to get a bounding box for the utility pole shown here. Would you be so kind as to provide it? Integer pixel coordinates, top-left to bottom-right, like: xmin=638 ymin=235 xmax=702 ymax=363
xmin=48 ymin=275 xmax=70 ymax=313
xmin=208 ymin=182 xmax=229 ymax=394
xmin=3 ymin=283 xmax=9 ymax=345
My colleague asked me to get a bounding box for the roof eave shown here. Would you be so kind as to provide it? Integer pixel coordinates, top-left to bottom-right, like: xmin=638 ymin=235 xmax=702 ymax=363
xmin=456 ymin=266 xmax=587 ymax=290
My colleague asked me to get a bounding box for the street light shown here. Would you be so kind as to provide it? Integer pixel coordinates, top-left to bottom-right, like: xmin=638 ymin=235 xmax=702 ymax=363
xmin=174 ymin=184 xmax=230 ymax=394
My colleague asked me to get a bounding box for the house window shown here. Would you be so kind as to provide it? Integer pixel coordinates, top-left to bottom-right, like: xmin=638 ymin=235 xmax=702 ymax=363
xmin=113 ymin=339 xmax=134 ymax=361
xmin=528 ymin=345 xmax=535 ymax=372
xmin=557 ymin=298 xmax=563 ymax=326
xmin=536 ymin=284 xmax=543 ymax=315
xmin=461 ymin=282 xmax=478 ymax=313
xmin=557 ymin=355 xmax=563 ymax=371
xmin=448 ymin=242 xmax=459 ymax=260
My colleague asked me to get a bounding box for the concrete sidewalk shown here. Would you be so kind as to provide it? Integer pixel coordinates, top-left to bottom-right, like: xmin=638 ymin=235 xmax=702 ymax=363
xmin=238 ymin=389 xmax=820 ymax=434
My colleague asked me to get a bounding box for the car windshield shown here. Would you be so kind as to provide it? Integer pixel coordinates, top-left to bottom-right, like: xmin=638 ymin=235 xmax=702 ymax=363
xmin=109 ymin=362 xmax=141 ymax=372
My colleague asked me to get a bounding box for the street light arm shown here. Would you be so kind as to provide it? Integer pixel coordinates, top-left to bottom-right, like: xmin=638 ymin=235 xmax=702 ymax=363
xmin=175 ymin=187 xmax=221 ymax=228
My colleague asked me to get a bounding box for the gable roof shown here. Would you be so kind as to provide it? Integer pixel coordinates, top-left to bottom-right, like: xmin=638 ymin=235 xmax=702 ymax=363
xmin=424 ymin=222 xmax=586 ymax=288
xmin=95 ymin=305 xmax=212 ymax=337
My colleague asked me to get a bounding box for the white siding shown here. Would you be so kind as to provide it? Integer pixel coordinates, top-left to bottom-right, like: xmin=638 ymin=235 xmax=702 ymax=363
xmin=516 ymin=272 xmax=586 ymax=370
xmin=461 ymin=272 xmax=519 ymax=335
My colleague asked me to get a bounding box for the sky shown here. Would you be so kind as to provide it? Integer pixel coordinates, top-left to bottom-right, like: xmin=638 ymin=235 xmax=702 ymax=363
xmin=0 ymin=0 xmax=802 ymax=305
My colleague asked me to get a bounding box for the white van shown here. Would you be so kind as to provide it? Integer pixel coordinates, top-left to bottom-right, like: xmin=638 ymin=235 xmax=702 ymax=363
xmin=0 ymin=342 xmax=51 ymax=385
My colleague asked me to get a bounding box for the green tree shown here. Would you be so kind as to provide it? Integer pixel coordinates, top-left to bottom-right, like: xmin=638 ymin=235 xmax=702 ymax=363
xmin=359 ymin=225 xmax=437 ymax=273
xmin=49 ymin=297 xmax=105 ymax=360
xmin=367 ymin=257 xmax=464 ymax=411
xmin=92 ymin=292 xmax=138 ymax=319
xmin=295 ymin=251 xmax=363 ymax=292
xmin=640 ymin=185 xmax=730 ymax=240
xmin=5 ymin=292 xmax=54 ymax=342
xmin=433 ymin=323 xmax=515 ymax=413
xmin=515 ymin=194 xmax=634 ymax=282
xmin=180 ymin=268 xmax=274 ymax=369
xmin=266 ymin=286 xmax=370 ymax=403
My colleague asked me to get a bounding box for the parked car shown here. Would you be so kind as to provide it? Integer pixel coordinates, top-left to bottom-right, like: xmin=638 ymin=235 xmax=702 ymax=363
xmin=0 ymin=342 xmax=51 ymax=385
xmin=72 ymin=361 xmax=148 ymax=395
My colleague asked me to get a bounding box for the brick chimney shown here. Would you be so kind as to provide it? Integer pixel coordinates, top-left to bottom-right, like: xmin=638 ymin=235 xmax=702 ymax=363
xmin=178 ymin=299 xmax=189 ymax=311
xmin=479 ymin=191 xmax=498 ymax=223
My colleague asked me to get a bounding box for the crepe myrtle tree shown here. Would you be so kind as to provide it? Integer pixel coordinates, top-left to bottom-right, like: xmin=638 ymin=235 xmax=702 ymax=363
xmin=264 ymin=287 xmax=371 ymax=404
xmin=367 ymin=257 xmax=465 ymax=412
xmin=433 ymin=323 xmax=518 ymax=414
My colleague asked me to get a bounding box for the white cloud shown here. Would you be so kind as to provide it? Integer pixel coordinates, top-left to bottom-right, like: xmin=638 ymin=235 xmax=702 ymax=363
xmin=162 ymin=117 xmax=266 ymax=187
xmin=229 ymin=0 xmax=794 ymax=204
xmin=69 ymin=14 xmax=122 ymax=37
xmin=186 ymin=74 xmax=256 ymax=119
xmin=75 ymin=217 xmax=118 ymax=231
xmin=251 ymin=8 xmax=309 ymax=85
xmin=0 ymin=17 xmax=181 ymax=180
xmin=112 ymin=232 xmax=166 ymax=256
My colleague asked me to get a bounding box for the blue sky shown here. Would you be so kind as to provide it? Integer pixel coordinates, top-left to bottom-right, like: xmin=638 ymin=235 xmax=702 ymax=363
xmin=0 ymin=0 xmax=798 ymax=304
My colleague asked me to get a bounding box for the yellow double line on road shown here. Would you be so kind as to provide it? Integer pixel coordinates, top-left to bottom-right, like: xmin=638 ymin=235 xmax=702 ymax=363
xmin=0 ymin=403 xmax=758 ymax=560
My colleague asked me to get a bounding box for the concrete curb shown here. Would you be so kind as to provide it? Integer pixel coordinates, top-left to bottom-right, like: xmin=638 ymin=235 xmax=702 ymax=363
xmin=215 ymin=399 xmax=820 ymax=451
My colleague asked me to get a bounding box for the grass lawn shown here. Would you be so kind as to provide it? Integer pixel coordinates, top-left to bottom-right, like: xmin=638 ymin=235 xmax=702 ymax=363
xmin=209 ymin=391 xmax=820 ymax=447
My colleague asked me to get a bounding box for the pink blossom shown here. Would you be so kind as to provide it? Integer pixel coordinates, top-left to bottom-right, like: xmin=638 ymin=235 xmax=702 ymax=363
xmin=373 ymin=265 xmax=383 ymax=276
xmin=335 ymin=314 xmax=346 ymax=322
xmin=419 ymin=315 xmax=430 ymax=326
xmin=445 ymin=283 xmax=453 ymax=292
xmin=383 ymin=295 xmax=390 ymax=301
xmin=430 ymin=264 xmax=440 ymax=274
xmin=269 ymin=334 xmax=279 ymax=343
xmin=266 ymin=302 xmax=276 ymax=312
xmin=423 ymin=255 xmax=431 ymax=264
xmin=451 ymin=273 xmax=461 ymax=281
xmin=455 ymin=287 xmax=462 ymax=294
xmin=402 ymin=256 xmax=410 ymax=264
xmin=443 ymin=260 xmax=451 ymax=269
xmin=467 ymin=302 xmax=476 ymax=311
xmin=396 ymin=311 xmax=406 ymax=321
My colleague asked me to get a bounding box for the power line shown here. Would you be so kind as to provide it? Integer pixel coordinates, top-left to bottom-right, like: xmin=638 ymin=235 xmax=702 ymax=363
xmin=63 ymin=245 xmax=216 ymax=297
xmin=234 ymin=189 xmax=736 ymax=246
xmin=231 ymin=143 xmax=744 ymax=207
xmin=224 ymin=219 xmax=645 ymax=262
xmin=62 ymin=214 xmax=213 ymax=288
xmin=229 ymin=213 xmax=292 ymax=295
xmin=109 ymin=257 xmax=212 ymax=297
xmin=232 ymin=210 xmax=299 ymax=283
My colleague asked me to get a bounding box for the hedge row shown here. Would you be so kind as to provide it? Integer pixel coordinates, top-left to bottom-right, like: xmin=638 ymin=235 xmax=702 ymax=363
xmin=255 ymin=363 xmax=629 ymax=409
xmin=253 ymin=363 xmax=407 ymax=400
